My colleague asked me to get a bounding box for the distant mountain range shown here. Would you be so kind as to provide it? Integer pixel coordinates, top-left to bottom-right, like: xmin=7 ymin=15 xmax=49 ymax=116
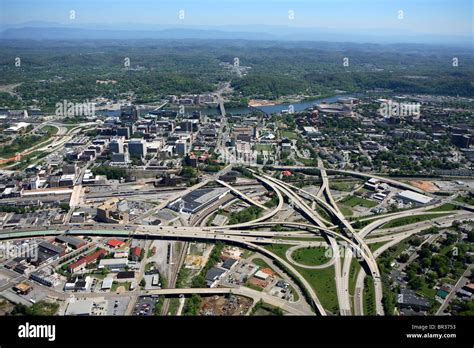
xmin=0 ymin=23 xmax=471 ymax=46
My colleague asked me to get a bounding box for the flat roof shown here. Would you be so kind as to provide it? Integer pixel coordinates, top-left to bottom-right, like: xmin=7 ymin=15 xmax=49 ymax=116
xmin=65 ymin=300 xmax=93 ymax=315
xmin=205 ymin=267 xmax=226 ymax=281
xmin=254 ymin=270 xmax=270 ymax=280
xmin=169 ymin=187 xmax=229 ymax=213
xmin=102 ymin=277 xmax=113 ymax=289
xmin=397 ymin=190 xmax=432 ymax=204
xmin=99 ymin=258 xmax=128 ymax=266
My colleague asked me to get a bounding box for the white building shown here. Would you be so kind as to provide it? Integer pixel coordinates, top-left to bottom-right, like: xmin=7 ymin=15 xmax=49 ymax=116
xmin=3 ymin=122 xmax=30 ymax=134
xmin=396 ymin=190 xmax=433 ymax=205
xmin=98 ymin=258 xmax=128 ymax=271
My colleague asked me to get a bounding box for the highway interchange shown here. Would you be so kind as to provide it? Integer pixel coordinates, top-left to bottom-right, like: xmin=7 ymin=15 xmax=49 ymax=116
xmin=1 ymin=161 xmax=472 ymax=316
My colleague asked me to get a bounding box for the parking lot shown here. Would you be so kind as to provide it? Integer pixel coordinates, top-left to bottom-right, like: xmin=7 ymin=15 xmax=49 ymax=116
xmin=106 ymin=296 xmax=130 ymax=315
xmin=132 ymin=295 xmax=159 ymax=316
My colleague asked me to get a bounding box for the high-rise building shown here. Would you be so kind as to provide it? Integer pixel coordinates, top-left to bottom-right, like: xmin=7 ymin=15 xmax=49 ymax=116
xmin=109 ymin=138 xmax=124 ymax=154
xmin=175 ymin=140 xmax=188 ymax=156
xmin=128 ymin=139 xmax=147 ymax=158
xmin=120 ymin=105 xmax=138 ymax=123
xmin=451 ymin=134 xmax=471 ymax=148
xmin=117 ymin=127 xmax=131 ymax=139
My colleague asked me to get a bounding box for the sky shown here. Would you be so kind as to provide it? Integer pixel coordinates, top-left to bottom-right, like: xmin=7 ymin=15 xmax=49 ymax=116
xmin=0 ymin=0 xmax=472 ymax=36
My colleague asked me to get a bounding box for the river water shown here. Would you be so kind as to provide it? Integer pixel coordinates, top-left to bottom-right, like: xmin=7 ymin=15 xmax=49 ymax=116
xmin=97 ymin=93 xmax=360 ymax=118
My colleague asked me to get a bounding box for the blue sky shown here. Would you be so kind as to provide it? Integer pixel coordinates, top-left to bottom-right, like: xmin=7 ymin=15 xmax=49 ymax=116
xmin=0 ymin=0 xmax=472 ymax=35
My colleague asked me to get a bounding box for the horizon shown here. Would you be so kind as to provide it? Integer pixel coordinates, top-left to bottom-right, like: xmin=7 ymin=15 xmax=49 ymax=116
xmin=0 ymin=0 xmax=472 ymax=45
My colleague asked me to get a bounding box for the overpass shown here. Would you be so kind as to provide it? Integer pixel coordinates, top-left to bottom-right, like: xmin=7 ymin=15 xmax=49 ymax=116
xmin=272 ymin=165 xmax=427 ymax=194
xmin=215 ymin=179 xmax=268 ymax=211
xmin=0 ymin=225 xmax=326 ymax=315
xmin=144 ymin=287 xmax=312 ymax=315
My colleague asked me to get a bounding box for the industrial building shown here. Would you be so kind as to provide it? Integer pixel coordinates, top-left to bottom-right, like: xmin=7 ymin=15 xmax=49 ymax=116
xmin=168 ymin=187 xmax=229 ymax=214
xmin=396 ymin=190 xmax=433 ymax=205
xmin=55 ymin=235 xmax=87 ymax=250
xmin=204 ymin=267 xmax=227 ymax=287
xmin=98 ymin=258 xmax=128 ymax=271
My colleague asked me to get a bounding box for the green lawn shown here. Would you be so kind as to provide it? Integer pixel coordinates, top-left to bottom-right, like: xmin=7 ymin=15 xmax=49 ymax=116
xmin=427 ymin=203 xmax=457 ymax=212
xmin=256 ymin=144 xmax=272 ymax=152
xmin=280 ymin=130 xmax=299 ymax=140
xmin=0 ymin=126 xmax=57 ymax=158
xmin=297 ymin=157 xmax=317 ymax=166
xmin=111 ymin=281 xmax=131 ymax=292
xmin=252 ymin=258 xmax=273 ymax=269
xmin=291 ymin=246 xmax=331 ymax=266
xmin=368 ymin=242 xmax=388 ymax=252
xmin=339 ymin=195 xmax=377 ymax=208
xmin=417 ymin=284 xmax=437 ymax=300
xmin=380 ymin=213 xmax=451 ymax=229
xmin=455 ymin=196 xmax=474 ymax=205
xmin=337 ymin=205 xmax=354 ymax=217
xmin=314 ymin=205 xmax=332 ymax=221
xmin=265 ymin=244 xmax=338 ymax=313
xmin=241 ymin=249 xmax=255 ymax=259
xmin=279 ymin=236 xmax=324 ymax=242
xmin=329 ymin=181 xmax=360 ymax=192
xmin=167 ymin=297 xmax=181 ymax=316
xmin=245 ymin=283 xmax=264 ymax=292
xmin=6 ymin=150 xmax=48 ymax=170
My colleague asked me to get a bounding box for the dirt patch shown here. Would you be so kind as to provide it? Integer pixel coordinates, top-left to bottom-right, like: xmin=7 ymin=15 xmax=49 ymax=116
xmin=248 ymin=99 xmax=276 ymax=107
xmin=200 ymin=295 xmax=252 ymax=316
xmin=185 ymin=255 xmax=206 ymax=268
xmin=409 ymin=180 xmax=439 ymax=192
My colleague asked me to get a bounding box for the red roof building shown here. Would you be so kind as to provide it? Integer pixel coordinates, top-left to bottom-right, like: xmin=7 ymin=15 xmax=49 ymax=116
xmin=107 ymin=239 xmax=125 ymax=248
xmin=67 ymin=248 xmax=106 ymax=273
xmin=282 ymin=170 xmax=292 ymax=177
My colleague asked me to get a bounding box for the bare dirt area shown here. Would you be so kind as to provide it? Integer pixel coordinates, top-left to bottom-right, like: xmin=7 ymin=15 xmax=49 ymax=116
xmin=199 ymin=295 xmax=252 ymax=316
xmin=409 ymin=180 xmax=439 ymax=192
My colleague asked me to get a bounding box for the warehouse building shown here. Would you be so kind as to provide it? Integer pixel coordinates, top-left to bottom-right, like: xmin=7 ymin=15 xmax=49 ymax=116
xmin=55 ymin=235 xmax=87 ymax=250
xmin=168 ymin=187 xmax=229 ymax=214
xmin=396 ymin=190 xmax=433 ymax=205
xmin=98 ymin=258 xmax=128 ymax=272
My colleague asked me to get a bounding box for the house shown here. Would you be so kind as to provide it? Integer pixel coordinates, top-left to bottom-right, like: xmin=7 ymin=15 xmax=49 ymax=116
xmin=462 ymin=283 xmax=474 ymax=294
xmin=436 ymin=289 xmax=449 ymax=300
